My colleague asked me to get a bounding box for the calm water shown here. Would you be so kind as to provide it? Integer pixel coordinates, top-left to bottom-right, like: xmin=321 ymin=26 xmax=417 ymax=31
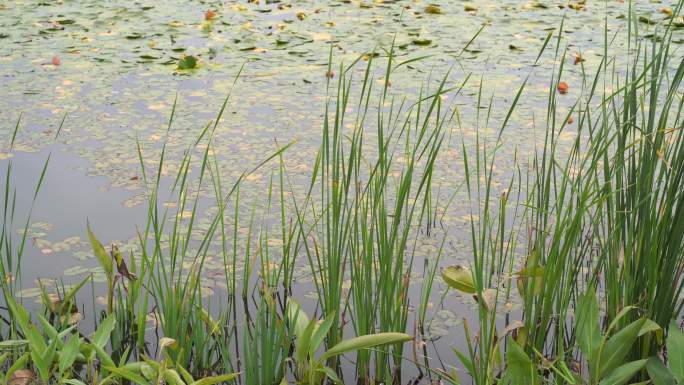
xmin=1 ymin=0 xmax=681 ymax=381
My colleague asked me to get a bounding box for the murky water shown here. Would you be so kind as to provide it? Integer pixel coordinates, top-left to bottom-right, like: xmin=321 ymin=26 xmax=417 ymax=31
xmin=1 ymin=0 xmax=682 ymax=381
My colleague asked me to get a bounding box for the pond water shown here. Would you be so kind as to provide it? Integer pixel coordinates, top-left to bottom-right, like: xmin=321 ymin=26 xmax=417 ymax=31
xmin=1 ymin=0 xmax=681 ymax=382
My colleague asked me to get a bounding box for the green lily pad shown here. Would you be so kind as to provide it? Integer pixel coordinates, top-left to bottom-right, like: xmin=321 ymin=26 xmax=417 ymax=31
xmin=177 ymin=55 xmax=197 ymax=70
xmin=412 ymin=39 xmax=433 ymax=46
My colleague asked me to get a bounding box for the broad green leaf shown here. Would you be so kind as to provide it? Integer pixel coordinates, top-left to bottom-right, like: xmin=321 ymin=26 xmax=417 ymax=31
xmin=87 ymin=223 xmax=113 ymax=277
xmin=503 ymin=337 xmax=539 ymax=385
xmin=321 ymin=332 xmax=412 ymax=361
xmin=599 ymin=318 xmax=647 ymax=378
xmin=286 ymin=299 xmax=310 ymax=339
xmin=92 ymin=314 xmax=116 ymax=349
xmin=646 ymin=356 xmax=676 ymax=385
xmin=442 ymin=266 xmax=476 ymax=294
xmin=599 ymin=359 xmax=648 ymax=385
xmin=667 ymin=320 xmax=684 ymax=382
xmin=36 ymin=313 xmax=60 ymax=345
xmin=34 ymin=336 xmax=58 ymax=381
xmin=117 ymin=361 xmax=147 ymax=374
xmin=0 ymin=340 xmax=28 ymax=349
xmin=164 ymin=369 xmax=187 ymax=385
xmin=575 ymin=288 xmax=601 ymax=365
xmin=91 ymin=343 xmax=115 ymax=369
xmin=191 ymin=373 xmax=239 ymax=385
xmin=140 ymin=354 xmax=162 ymax=370
xmin=105 ymin=366 xmax=152 ymax=385
xmin=176 ymin=363 xmax=194 ymax=384
xmin=295 ymin=319 xmax=316 ymax=366
xmin=310 ymin=312 xmax=335 ymax=355
xmin=5 ymin=295 xmax=46 ymax=354
xmin=316 ymin=366 xmax=343 ymax=385
xmin=140 ymin=363 xmax=157 ymax=381
xmin=59 ymin=334 xmax=80 ymax=375
xmin=606 ymin=306 xmax=637 ymax=334
xmin=638 ymin=319 xmax=663 ymax=342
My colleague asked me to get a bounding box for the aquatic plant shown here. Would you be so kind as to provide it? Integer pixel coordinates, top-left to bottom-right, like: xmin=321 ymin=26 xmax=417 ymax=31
xmin=286 ymin=299 xmax=412 ymax=385
xmin=596 ymin=1 xmax=684 ymax=361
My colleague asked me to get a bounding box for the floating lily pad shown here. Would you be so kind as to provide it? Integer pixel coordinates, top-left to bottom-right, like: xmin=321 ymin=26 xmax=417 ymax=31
xmin=177 ymin=55 xmax=197 ymax=70
xmin=126 ymin=32 xmax=144 ymax=39
xmin=412 ymin=39 xmax=432 ymax=46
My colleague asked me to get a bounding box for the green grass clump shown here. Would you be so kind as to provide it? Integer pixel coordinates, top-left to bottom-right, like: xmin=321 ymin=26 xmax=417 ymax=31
xmin=441 ymin=2 xmax=684 ymax=385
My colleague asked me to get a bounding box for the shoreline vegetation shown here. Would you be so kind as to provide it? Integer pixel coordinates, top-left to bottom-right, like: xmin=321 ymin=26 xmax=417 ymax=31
xmin=2 ymin=3 xmax=684 ymax=385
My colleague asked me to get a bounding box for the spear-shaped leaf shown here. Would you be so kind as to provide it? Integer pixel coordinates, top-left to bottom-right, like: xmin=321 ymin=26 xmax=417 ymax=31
xmin=87 ymin=223 xmax=113 ymax=277
xmin=442 ymin=266 xmax=476 ymax=294
xmin=321 ymin=332 xmax=412 ymax=361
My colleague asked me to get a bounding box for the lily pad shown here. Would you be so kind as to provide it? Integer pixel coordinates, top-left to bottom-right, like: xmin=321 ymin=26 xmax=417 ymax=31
xmin=177 ymin=55 xmax=198 ymax=70
xmin=412 ymin=39 xmax=433 ymax=46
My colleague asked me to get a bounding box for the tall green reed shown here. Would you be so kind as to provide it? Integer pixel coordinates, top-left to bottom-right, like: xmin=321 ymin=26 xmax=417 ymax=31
xmin=596 ymin=0 xmax=684 ymax=362
xmin=297 ymin=46 xmax=456 ymax=383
